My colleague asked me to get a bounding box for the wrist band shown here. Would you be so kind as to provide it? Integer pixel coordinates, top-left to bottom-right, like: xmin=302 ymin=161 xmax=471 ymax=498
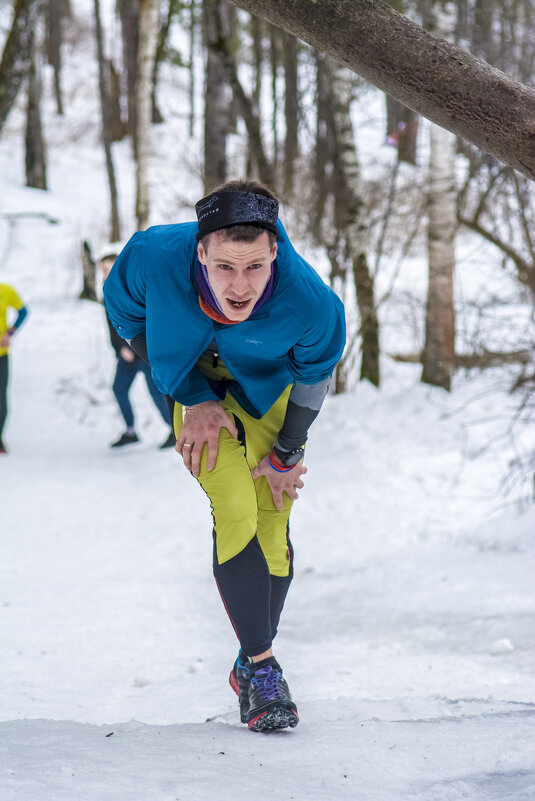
xmin=268 ymin=451 xmax=294 ymax=473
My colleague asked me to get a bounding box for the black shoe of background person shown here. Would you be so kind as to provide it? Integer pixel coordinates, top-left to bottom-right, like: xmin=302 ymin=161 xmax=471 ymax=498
xmin=0 ymin=439 xmax=7 ymax=455
xmin=110 ymin=431 xmax=139 ymax=448
xmin=159 ymin=431 xmax=176 ymax=449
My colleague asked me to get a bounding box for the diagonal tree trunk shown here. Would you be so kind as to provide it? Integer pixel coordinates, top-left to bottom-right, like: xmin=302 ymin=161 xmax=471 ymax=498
xmin=228 ymin=0 xmax=535 ymax=182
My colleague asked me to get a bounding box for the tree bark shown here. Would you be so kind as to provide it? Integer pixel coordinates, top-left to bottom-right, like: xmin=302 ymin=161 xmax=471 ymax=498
xmin=94 ymin=0 xmax=121 ymax=242
xmin=0 ymin=0 xmax=45 ymax=138
xmin=135 ymin=0 xmax=159 ymax=230
xmin=25 ymin=39 xmax=47 ymax=189
xmin=228 ymin=0 xmax=535 ymax=182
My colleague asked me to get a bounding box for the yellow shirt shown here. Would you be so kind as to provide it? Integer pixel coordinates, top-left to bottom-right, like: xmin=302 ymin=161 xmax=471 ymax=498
xmin=0 ymin=283 xmax=25 ymax=357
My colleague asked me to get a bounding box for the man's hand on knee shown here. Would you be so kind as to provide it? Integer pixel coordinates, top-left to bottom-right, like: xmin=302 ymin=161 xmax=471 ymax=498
xmin=176 ymin=401 xmax=238 ymax=476
xmin=251 ymin=456 xmax=307 ymax=511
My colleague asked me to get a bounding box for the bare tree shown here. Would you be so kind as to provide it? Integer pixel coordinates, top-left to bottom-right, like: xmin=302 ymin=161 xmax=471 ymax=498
xmin=94 ymin=0 xmax=121 ymax=242
xmin=117 ymin=0 xmax=140 ymax=151
xmin=282 ymin=31 xmax=298 ymax=197
xmin=228 ymin=0 xmax=535 ymax=182
xmin=46 ymin=0 xmax=64 ymax=114
xmin=0 ymin=0 xmax=45 ymax=138
xmin=25 ymin=37 xmax=47 ymax=189
xmin=203 ymin=0 xmax=231 ymax=190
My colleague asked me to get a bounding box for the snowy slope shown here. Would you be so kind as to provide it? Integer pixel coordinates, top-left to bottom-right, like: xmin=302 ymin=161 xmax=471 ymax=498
xmin=1 ymin=257 xmax=534 ymax=800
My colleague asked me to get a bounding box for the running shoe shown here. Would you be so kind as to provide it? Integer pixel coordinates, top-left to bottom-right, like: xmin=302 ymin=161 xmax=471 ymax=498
xmin=110 ymin=431 xmax=139 ymax=448
xmin=246 ymin=657 xmax=299 ymax=732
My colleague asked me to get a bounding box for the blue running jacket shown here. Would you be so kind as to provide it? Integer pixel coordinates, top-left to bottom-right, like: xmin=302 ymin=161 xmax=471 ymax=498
xmin=104 ymin=220 xmax=346 ymax=418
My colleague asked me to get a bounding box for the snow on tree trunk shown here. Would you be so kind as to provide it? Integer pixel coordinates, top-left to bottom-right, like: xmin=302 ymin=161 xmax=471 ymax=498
xmin=0 ymin=0 xmax=45 ymax=139
xmin=228 ymin=0 xmax=535 ymax=182
xmin=421 ymin=121 xmax=457 ymax=391
xmin=135 ymin=0 xmax=159 ymax=230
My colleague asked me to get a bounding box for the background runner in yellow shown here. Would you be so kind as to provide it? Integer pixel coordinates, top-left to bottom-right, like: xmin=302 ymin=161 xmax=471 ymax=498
xmin=0 ymin=283 xmax=29 ymax=454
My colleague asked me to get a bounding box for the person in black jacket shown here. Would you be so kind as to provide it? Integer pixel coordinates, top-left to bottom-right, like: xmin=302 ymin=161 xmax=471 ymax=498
xmin=99 ymin=255 xmax=174 ymax=449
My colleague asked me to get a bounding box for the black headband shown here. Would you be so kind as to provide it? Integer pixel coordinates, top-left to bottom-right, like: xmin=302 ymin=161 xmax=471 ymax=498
xmin=195 ymin=191 xmax=279 ymax=241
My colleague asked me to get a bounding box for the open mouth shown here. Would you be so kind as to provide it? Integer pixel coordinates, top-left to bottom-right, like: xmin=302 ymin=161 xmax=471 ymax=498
xmin=227 ymin=298 xmax=251 ymax=310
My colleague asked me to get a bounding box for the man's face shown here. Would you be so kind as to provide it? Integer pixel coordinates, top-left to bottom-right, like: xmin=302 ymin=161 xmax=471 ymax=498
xmin=198 ymin=231 xmax=277 ymax=322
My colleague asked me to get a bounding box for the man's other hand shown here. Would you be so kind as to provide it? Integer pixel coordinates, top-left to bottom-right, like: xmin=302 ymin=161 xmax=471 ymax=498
xmin=251 ymin=456 xmax=307 ymax=511
xmin=176 ymin=401 xmax=238 ymax=476
xmin=120 ymin=346 xmax=135 ymax=362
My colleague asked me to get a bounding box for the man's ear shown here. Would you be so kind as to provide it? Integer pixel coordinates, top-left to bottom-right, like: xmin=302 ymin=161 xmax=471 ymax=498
xmin=270 ymin=242 xmax=278 ymax=261
xmin=197 ymin=242 xmax=206 ymax=265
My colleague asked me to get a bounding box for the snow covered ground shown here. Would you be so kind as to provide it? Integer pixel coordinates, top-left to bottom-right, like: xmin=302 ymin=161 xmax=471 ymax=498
xmin=1 ymin=5 xmax=535 ymax=797
xmin=1 ymin=238 xmax=534 ymax=800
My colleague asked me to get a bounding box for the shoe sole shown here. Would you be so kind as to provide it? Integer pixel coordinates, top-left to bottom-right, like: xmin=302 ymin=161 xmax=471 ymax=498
xmin=248 ymin=703 xmax=299 ymax=732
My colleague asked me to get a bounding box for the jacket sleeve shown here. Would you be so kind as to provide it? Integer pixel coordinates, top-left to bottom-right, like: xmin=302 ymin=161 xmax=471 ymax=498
xmin=103 ymin=234 xmax=148 ymax=340
xmin=287 ymin=288 xmax=346 ymax=384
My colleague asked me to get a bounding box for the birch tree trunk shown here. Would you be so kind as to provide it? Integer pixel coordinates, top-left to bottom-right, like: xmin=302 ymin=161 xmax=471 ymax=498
xmin=228 ymin=0 xmax=535 ymax=182
xmin=421 ymin=122 xmax=456 ymax=389
xmin=421 ymin=5 xmax=457 ymax=391
xmin=330 ymin=61 xmax=379 ymax=387
xmin=0 ymin=0 xmax=45 ymax=138
xmin=135 ymin=0 xmax=159 ymax=230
